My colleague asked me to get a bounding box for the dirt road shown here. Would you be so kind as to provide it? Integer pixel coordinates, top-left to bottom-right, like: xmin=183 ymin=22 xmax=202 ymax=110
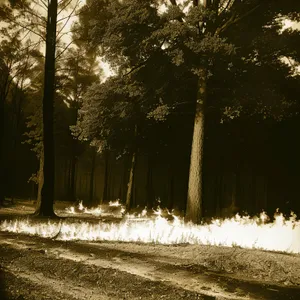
xmin=0 ymin=231 xmax=300 ymax=300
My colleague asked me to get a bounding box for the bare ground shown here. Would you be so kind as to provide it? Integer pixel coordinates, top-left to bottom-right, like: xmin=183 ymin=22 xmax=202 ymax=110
xmin=0 ymin=200 xmax=300 ymax=300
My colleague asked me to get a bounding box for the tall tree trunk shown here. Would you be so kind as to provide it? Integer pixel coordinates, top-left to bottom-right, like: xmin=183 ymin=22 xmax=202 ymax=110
xmin=126 ymin=150 xmax=137 ymax=211
xmin=68 ymin=107 xmax=79 ymax=202
xmin=216 ymin=172 xmax=223 ymax=217
xmin=89 ymin=148 xmax=96 ymax=206
xmin=35 ymin=151 xmax=44 ymax=214
xmin=8 ymin=84 xmax=18 ymax=202
xmin=126 ymin=125 xmax=138 ymax=211
xmin=251 ymin=173 xmax=256 ymax=214
xmin=0 ymin=94 xmax=4 ymax=207
xmin=168 ymin=174 xmax=175 ymax=210
xmin=121 ymin=156 xmax=128 ymax=202
xmin=39 ymin=0 xmax=58 ymax=217
xmin=69 ymin=156 xmax=77 ymax=202
xmin=0 ymin=63 xmax=11 ymax=207
xmin=102 ymin=152 xmax=109 ymax=203
xmin=231 ymin=172 xmax=237 ymax=208
xmin=10 ymin=84 xmax=25 ymax=203
xmin=146 ymin=155 xmax=154 ymax=209
xmin=167 ymin=161 xmax=175 ymax=210
xmin=186 ymin=69 xmax=207 ymax=223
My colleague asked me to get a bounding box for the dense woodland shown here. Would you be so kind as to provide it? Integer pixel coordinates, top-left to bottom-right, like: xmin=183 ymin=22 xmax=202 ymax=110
xmin=0 ymin=0 xmax=300 ymax=222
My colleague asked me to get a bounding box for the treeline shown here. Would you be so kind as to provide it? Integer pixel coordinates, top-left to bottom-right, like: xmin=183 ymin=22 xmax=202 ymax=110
xmin=43 ymin=109 xmax=300 ymax=217
xmin=0 ymin=0 xmax=300 ymax=222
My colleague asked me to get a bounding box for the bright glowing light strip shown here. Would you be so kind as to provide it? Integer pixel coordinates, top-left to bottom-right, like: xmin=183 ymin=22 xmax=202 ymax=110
xmin=1 ymin=211 xmax=299 ymax=254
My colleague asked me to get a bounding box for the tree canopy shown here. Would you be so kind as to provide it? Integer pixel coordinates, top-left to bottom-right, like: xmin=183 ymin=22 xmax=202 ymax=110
xmin=0 ymin=0 xmax=299 ymax=221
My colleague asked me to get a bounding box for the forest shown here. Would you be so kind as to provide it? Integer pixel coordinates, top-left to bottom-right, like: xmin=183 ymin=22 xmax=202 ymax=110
xmin=0 ymin=0 xmax=300 ymax=222
xmin=1 ymin=1 xmax=300 ymax=299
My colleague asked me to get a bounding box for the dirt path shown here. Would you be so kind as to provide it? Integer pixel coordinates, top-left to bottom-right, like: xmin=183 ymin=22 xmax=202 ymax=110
xmin=0 ymin=232 xmax=300 ymax=300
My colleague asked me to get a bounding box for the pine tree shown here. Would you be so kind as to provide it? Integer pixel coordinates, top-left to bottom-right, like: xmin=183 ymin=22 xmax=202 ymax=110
xmin=54 ymin=0 xmax=300 ymax=221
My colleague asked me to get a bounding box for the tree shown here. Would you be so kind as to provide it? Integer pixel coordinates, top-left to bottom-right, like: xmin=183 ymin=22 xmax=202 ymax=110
xmin=57 ymin=45 xmax=99 ymax=201
xmin=24 ymin=57 xmax=47 ymax=207
xmin=34 ymin=0 xmax=58 ymax=216
xmin=0 ymin=0 xmax=44 ymax=206
xmin=75 ymin=76 xmax=140 ymax=209
xmin=0 ymin=19 xmax=41 ymax=205
xmin=89 ymin=146 xmax=97 ymax=205
xmin=0 ymin=0 xmax=84 ymax=215
xmin=148 ymin=0 xmax=299 ymax=222
xmin=0 ymin=29 xmax=19 ymax=206
xmin=0 ymin=56 xmax=5 ymax=206
xmin=77 ymin=0 xmax=231 ymax=218
xmin=36 ymin=0 xmax=89 ymax=215
xmin=77 ymin=0 xmax=191 ymax=210
xmin=77 ymin=0 xmax=300 ymax=222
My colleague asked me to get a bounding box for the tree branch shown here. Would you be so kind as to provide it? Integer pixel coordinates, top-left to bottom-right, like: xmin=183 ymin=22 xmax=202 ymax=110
xmin=56 ymin=0 xmax=80 ymax=24
xmin=22 ymin=9 xmax=47 ymax=24
xmin=123 ymin=58 xmax=150 ymax=77
xmin=57 ymin=0 xmax=73 ymax=16
xmin=5 ymin=17 xmax=45 ymax=41
xmin=56 ymin=0 xmax=81 ymax=39
xmin=56 ymin=26 xmax=89 ymax=44
xmin=215 ymin=3 xmax=261 ymax=36
xmin=19 ymin=39 xmax=43 ymax=54
xmin=55 ymin=40 xmax=75 ymax=60
xmin=32 ymin=0 xmax=48 ymax=11
xmin=220 ymin=0 xmax=234 ymax=15
xmin=19 ymin=29 xmax=31 ymax=42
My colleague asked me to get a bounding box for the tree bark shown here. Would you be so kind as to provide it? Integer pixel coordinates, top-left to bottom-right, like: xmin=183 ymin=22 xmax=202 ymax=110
xmin=126 ymin=150 xmax=137 ymax=211
xmin=126 ymin=125 xmax=138 ymax=211
xmin=0 ymin=93 xmax=4 ymax=207
xmin=39 ymin=0 xmax=58 ymax=217
xmin=89 ymin=148 xmax=97 ymax=206
xmin=34 ymin=151 xmax=44 ymax=214
xmin=121 ymin=156 xmax=129 ymax=202
xmin=102 ymin=151 xmax=109 ymax=203
xmin=0 ymin=63 xmax=10 ymax=207
xmin=166 ymin=159 xmax=175 ymax=210
xmin=186 ymin=69 xmax=207 ymax=223
xmin=69 ymin=156 xmax=77 ymax=202
xmin=9 ymin=83 xmax=24 ymax=202
xmin=146 ymin=155 xmax=154 ymax=209
xmin=231 ymin=172 xmax=237 ymax=208
xmin=168 ymin=172 xmax=174 ymax=210
xmin=68 ymin=106 xmax=79 ymax=202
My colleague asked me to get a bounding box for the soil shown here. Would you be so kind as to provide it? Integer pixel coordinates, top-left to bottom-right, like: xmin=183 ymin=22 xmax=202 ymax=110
xmin=0 ymin=200 xmax=300 ymax=300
